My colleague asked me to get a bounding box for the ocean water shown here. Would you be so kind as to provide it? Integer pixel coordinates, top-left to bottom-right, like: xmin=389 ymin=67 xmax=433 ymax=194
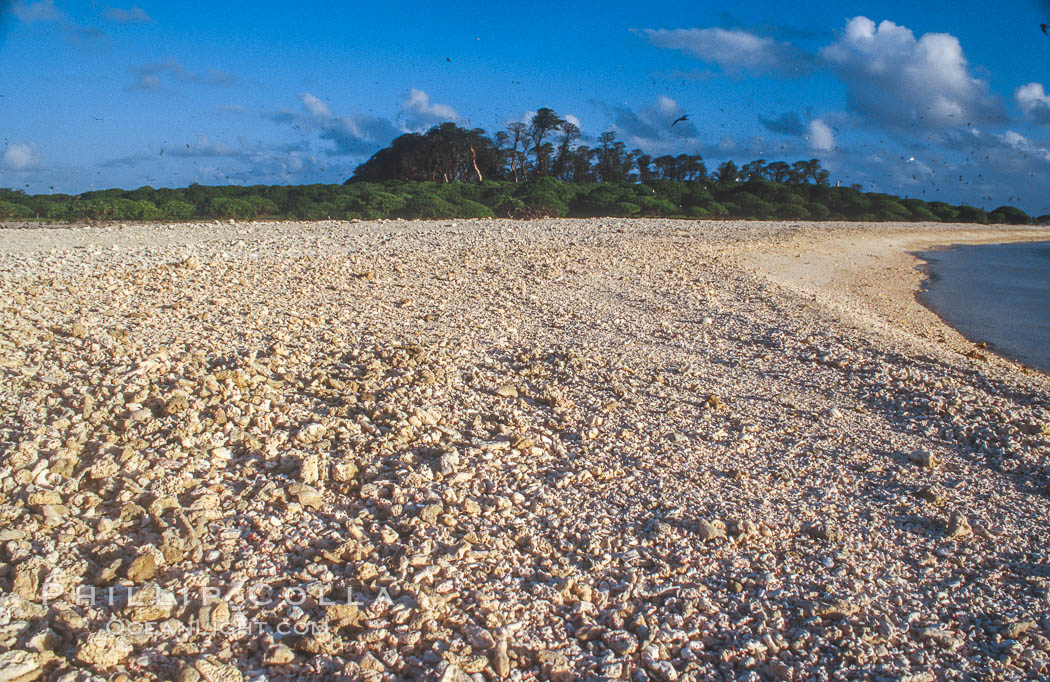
xmin=917 ymin=240 xmax=1050 ymax=374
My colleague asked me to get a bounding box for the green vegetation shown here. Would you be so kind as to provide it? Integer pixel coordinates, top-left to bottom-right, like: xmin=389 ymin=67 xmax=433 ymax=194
xmin=0 ymin=180 xmax=1031 ymax=225
xmin=0 ymin=107 xmax=1034 ymax=225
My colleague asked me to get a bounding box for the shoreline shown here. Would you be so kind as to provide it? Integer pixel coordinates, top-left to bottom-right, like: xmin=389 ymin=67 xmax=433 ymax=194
xmin=913 ymin=239 xmax=1050 ymax=376
xmin=742 ymin=223 xmax=1050 ymax=379
xmin=1 ymin=219 xmax=1049 ymax=680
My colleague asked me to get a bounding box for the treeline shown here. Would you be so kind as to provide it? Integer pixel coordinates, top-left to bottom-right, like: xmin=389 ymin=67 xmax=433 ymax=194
xmin=0 ymin=179 xmax=1036 ymax=224
xmin=0 ymin=108 xmax=1039 ymax=224
xmin=349 ymin=115 xmax=816 ymax=187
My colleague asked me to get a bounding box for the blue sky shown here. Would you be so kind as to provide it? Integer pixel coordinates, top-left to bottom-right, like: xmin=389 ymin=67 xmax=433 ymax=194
xmin=2 ymin=0 xmax=1050 ymax=214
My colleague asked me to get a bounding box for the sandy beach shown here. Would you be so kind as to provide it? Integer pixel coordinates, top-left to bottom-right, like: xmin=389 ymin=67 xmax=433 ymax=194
xmin=1 ymin=219 xmax=1048 ymax=681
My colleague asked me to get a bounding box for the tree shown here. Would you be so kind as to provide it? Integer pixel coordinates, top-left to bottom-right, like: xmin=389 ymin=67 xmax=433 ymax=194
xmin=595 ymin=131 xmax=633 ymax=182
xmin=653 ymin=155 xmax=676 ymax=180
xmin=157 ymin=199 xmax=195 ymax=218
xmin=551 ymin=122 xmax=581 ymax=182
xmin=989 ymin=205 xmax=1030 ymax=225
xmin=678 ymin=154 xmax=706 ymax=181
xmin=955 ymin=205 xmax=989 ymax=224
xmin=795 ymin=159 xmax=829 ymax=185
xmin=533 ymin=142 xmax=555 ymax=180
xmin=925 ymin=201 xmax=958 ymax=222
xmin=570 ymin=146 xmax=596 ymax=183
xmin=349 ymin=123 xmax=503 ymax=183
xmin=513 ymin=176 xmax=574 ymax=217
xmin=634 ymin=151 xmax=654 ymax=183
xmin=714 ymin=161 xmax=740 ymax=185
xmin=527 ymin=108 xmax=566 ymax=177
xmin=498 ymin=122 xmax=531 ymax=182
xmin=0 ymin=201 xmax=33 ymax=219
xmin=765 ymin=161 xmax=792 ymax=183
xmin=741 ymin=160 xmax=767 ymax=182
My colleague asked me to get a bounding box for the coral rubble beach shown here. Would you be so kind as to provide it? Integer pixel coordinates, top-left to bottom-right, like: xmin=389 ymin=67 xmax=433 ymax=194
xmin=1 ymin=218 xmax=1049 ymax=681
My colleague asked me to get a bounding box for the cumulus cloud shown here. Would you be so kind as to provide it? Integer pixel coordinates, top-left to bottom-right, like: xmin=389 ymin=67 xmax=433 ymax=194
xmin=279 ymin=92 xmax=400 ymax=156
xmin=3 ymin=143 xmax=40 ymax=170
xmin=128 ymin=60 xmax=236 ymax=91
xmin=300 ymin=93 xmax=333 ymax=118
xmin=11 ymin=0 xmax=63 ymax=22
xmin=820 ymin=16 xmax=1002 ymax=130
xmin=609 ymin=96 xmax=699 ymax=149
xmin=318 ymin=115 xmax=401 ymax=155
xmin=271 ymin=89 xmax=463 ymax=156
xmin=104 ymin=6 xmax=153 ymax=23
xmin=998 ymin=130 xmax=1050 ymax=163
xmin=806 ymin=119 xmax=836 ymax=151
xmin=400 ymin=88 xmax=463 ymax=130
xmin=1015 ymin=83 xmax=1050 ymax=125
xmin=637 ymin=27 xmax=813 ymax=75
xmin=758 ymin=111 xmax=805 ymax=135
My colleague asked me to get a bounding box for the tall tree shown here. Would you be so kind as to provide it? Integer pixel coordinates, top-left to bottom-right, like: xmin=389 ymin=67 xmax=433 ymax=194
xmin=651 ymin=155 xmax=672 ymax=180
xmin=714 ymin=160 xmax=740 ymax=184
xmin=500 ymin=122 xmax=531 ymax=182
xmin=765 ymin=161 xmax=792 ymax=183
xmin=741 ymin=159 xmax=767 ymax=182
xmin=349 ymin=123 xmax=502 ymax=183
xmin=793 ymin=159 xmax=829 ymax=185
xmin=552 ymin=122 xmax=581 ymax=181
xmin=679 ymin=154 xmax=706 ymax=181
xmin=571 ymin=146 xmax=596 ymax=183
xmin=633 ymin=151 xmax=654 ymax=183
xmin=527 ymin=108 xmax=567 ymax=177
xmin=595 ymin=131 xmax=633 ymax=182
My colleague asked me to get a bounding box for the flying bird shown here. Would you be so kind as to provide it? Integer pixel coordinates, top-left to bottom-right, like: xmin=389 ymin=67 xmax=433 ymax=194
xmin=671 ymin=114 xmax=689 ymax=127
xmin=1041 ymin=23 xmax=1048 ymax=35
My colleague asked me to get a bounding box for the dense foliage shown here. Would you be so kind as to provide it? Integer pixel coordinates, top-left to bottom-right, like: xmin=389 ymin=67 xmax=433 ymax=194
xmin=0 ymin=180 xmax=1037 ymax=224
xmin=0 ymin=109 xmax=1039 ymax=224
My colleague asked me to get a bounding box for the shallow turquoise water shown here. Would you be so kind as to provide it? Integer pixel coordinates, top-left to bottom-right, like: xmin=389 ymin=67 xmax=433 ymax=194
xmin=917 ymin=241 xmax=1050 ymax=374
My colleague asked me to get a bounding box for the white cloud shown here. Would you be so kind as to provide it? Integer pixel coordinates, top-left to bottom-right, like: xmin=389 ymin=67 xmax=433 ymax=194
xmin=564 ymin=114 xmax=582 ymax=130
xmin=1015 ymin=83 xmax=1050 ymax=124
xmin=300 ymin=93 xmax=333 ymax=118
xmin=638 ymin=27 xmax=812 ymax=75
xmin=610 ymin=96 xmax=699 ymax=150
xmin=400 ymin=88 xmax=462 ymax=130
xmin=12 ymin=0 xmax=63 ymax=22
xmin=283 ymin=93 xmax=400 ymax=156
xmin=104 ymin=6 xmax=154 ymax=23
xmin=998 ymin=130 xmax=1050 ymax=162
xmin=654 ymin=96 xmax=678 ymax=116
xmin=807 ymin=119 xmax=836 ymax=151
xmin=3 ymin=143 xmax=40 ymax=170
xmin=820 ymin=16 xmax=1001 ymax=130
